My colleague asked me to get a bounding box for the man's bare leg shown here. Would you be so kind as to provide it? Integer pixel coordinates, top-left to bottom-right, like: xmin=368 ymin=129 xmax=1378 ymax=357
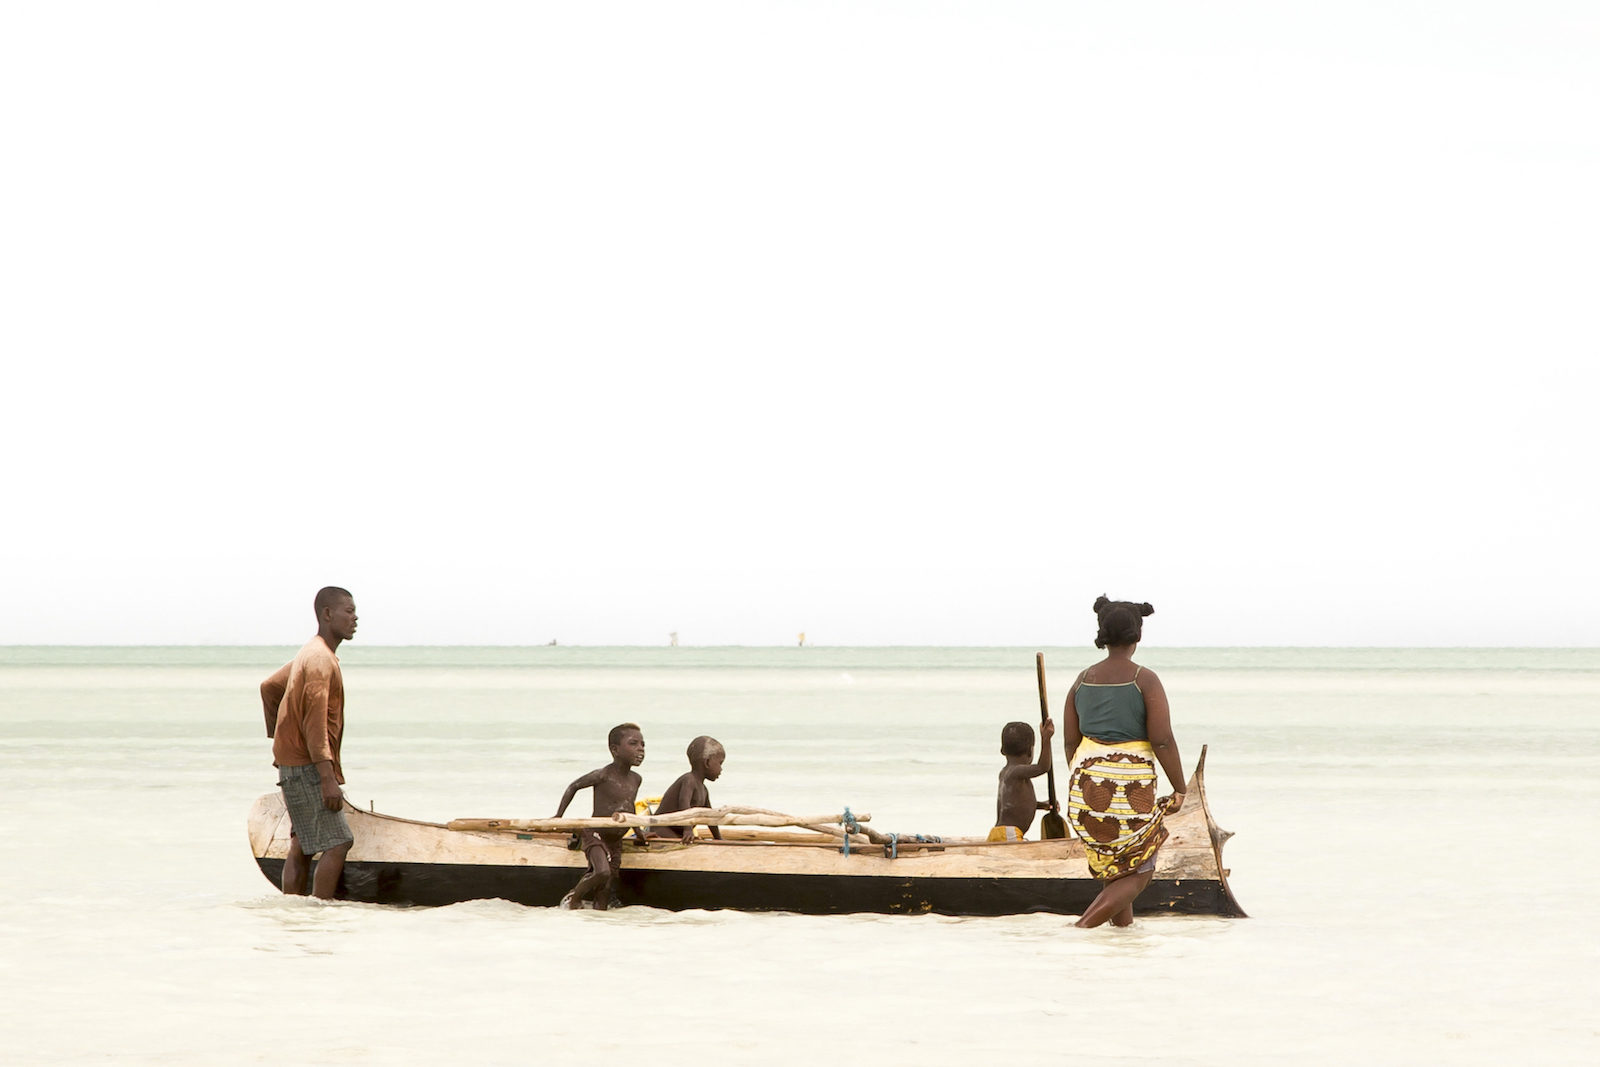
xmin=311 ymin=841 xmax=351 ymax=900
xmin=282 ymin=833 xmax=311 ymax=895
xmin=1075 ymin=869 xmax=1154 ymax=929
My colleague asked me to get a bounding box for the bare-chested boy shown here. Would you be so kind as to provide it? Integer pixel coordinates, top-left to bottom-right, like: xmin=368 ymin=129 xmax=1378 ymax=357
xmin=991 ymin=717 xmax=1054 ymax=841
xmin=553 ymin=722 xmax=645 ymax=910
xmin=649 ymin=736 xmax=725 ymax=844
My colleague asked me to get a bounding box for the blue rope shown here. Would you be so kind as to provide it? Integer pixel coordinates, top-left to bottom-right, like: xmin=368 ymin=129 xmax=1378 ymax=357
xmin=837 ymin=809 xmax=942 ymax=859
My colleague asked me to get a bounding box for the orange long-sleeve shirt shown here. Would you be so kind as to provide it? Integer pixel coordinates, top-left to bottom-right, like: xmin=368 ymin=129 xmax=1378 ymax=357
xmin=262 ymin=635 xmax=346 ymax=783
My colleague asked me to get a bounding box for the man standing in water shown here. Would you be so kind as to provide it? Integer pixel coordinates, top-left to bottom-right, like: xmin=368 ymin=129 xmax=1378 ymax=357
xmin=260 ymin=587 xmax=358 ymax=898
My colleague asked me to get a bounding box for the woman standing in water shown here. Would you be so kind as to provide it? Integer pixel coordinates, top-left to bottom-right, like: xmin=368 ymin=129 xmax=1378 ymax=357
xmin=1061 ymin=596 xmax=1186 ymax=928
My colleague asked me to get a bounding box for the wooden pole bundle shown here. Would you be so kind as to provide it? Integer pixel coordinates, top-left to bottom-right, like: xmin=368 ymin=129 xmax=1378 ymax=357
xmin=446 ymin=805 xmax=872 ymax=838
xmin=444 ymin=806 xmax=1079 ymax=853
xmin=444 ymin=806 xmax=1064 ymax=852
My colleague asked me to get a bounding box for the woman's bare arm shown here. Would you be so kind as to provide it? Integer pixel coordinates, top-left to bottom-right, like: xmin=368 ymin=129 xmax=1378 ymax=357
xmin=1141 ymin=668 xmax=1185 ymax=812
xmin=1058 ymin=671 xmax=1085 ymax=759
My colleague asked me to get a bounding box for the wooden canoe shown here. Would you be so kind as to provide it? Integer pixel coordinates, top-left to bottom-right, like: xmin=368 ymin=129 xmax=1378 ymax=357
xmin=246 ymin=746 xmax=1245 ymax=917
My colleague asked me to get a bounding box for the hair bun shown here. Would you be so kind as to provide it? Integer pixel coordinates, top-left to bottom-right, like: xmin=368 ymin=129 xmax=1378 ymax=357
xmin=1139 ymin=602 xmax=1155 ymax=617
xmin=1093 ymin=595 xmax=1111 ymax=613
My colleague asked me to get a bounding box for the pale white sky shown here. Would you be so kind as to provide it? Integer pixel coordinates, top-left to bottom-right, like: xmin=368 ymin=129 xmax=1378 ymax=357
xmin=3 ymin=3 xmax=1596 ymax=646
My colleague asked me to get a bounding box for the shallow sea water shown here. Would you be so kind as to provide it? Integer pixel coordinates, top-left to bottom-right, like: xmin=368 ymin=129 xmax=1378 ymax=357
xmin=1 ymin=646 xmax=1596 ymax=1064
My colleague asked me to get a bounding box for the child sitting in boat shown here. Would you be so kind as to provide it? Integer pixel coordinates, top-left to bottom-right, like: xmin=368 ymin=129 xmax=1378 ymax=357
xmin=553 ymin=722 xmax=646 ymax=910
xmin=991 ymin=717 xmax=1054 ymax=841
xmin=649 ymin=735 xmax=726 ymax=844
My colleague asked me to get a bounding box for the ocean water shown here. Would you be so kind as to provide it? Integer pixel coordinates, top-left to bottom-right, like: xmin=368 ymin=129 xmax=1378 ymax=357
xmin=1 ymin=645 xmax=1596 ymax=1065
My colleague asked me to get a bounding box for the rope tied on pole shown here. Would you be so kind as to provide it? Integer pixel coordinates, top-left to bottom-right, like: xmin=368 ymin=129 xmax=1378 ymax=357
xmin=881 ymin=831 xmax=942 ymax=859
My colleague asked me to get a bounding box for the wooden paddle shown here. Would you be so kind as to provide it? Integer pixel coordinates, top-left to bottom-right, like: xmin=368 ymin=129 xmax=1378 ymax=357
xmin=1036 ymin=652 xmax=1068 ymax=839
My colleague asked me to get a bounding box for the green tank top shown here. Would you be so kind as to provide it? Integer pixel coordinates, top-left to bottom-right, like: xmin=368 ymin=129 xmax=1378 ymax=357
xmin=1074 ymin=668 xmax=1148 ymax=743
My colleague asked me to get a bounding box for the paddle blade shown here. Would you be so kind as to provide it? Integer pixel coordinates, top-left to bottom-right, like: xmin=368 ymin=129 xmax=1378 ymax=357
xmin=1040 ymin=809 xmax=1068 ymax=840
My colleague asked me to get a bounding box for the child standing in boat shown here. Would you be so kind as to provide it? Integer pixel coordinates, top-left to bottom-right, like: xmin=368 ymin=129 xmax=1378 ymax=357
xmin=649 ymin=735 xmax=725 ymax=844
xmin=991 ymin=717 xmax=1054 ymax=840
xmin=553 ymin=722 xmax=646 ymax=910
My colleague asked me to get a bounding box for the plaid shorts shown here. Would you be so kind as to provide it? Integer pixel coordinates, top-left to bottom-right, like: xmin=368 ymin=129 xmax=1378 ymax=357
xmin=277 ymin=763 xmax=354 ymax=856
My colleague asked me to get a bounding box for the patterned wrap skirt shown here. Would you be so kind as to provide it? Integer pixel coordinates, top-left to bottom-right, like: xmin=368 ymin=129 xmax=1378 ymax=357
xmin=1067 ymin=737 xmax=1170 ymax=881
